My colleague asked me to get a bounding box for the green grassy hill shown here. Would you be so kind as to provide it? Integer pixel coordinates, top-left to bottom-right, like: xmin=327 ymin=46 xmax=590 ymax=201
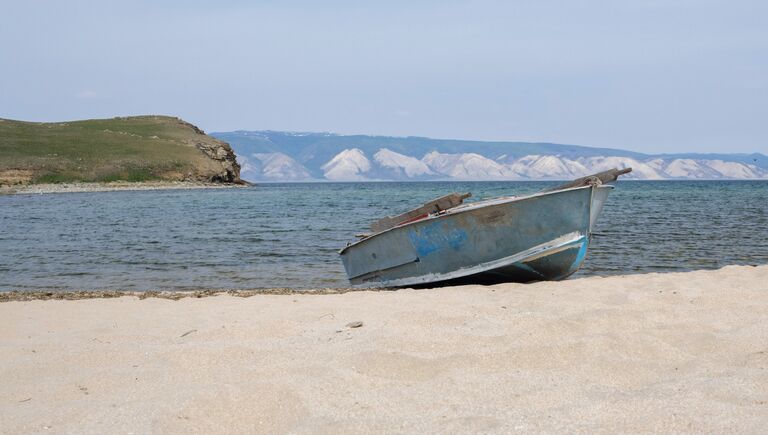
xmin=0 ymin=116 xmax=241 ymax=185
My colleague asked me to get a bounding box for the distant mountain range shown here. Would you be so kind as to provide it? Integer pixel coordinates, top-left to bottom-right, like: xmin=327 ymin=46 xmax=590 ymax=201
xmin=211 ymin=131 xmax=768 ymax=182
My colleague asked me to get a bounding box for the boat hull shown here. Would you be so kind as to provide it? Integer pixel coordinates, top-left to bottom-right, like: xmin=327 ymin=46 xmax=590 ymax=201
xmin=340 ymin=185 xmax=613 ymax=288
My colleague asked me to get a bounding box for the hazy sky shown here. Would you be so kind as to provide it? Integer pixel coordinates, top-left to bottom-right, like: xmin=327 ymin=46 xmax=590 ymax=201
xmin=2 ymin=0 xmax=767 ymax=154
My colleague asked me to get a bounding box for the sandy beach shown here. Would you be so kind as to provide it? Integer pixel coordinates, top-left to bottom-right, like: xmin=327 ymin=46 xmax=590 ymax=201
xmin=1 ymin=265 xmax=767 ymax=433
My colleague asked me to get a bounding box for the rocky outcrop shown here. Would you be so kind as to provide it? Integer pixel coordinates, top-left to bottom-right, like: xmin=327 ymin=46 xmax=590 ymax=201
xmin=0 ymin=115 xmax=247 ymax=186
xmin=0 ymin=169 xmax=34 ymax=185
xmin=176 ymin=119 xmax=243 ymax=184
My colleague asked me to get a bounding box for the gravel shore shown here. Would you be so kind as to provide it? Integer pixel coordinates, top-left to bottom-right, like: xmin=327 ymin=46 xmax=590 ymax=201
xmin=0 ymin=181 xmax=248 ymax=195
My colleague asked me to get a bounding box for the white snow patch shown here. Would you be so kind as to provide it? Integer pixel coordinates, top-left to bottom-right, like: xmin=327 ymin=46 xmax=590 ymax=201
xmin=704 ymin=160 xmax=763 ymax=179
xmin=662 ymin=159 xmax=715 ymax=178
xmin=578 ymin=156 xmax=664 ymax=180
xmin=322 ymin=148 xmax=371 ymax=180
xmin=252 ymin=153 xmax=312 ymax=180
xmin=644 ymin=158 xmax=666 ymax=172
xmin=235 ymin=154 xmax=259 ymax=182
xmin=507 ymin=155 xmax=590 ymax=179
xmin=374 ymin=148 xmax=434 ymax=177
xmin=422 ymin=151 xmax=519 ymax=180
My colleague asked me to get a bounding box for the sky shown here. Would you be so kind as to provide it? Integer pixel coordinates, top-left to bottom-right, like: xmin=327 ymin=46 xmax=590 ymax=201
xmin=2 ymin=0 xmax=767 ymax=154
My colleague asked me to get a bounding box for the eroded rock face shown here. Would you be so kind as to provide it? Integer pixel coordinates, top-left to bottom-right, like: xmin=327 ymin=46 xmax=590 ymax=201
xmin=192 ymin=138 xmax=241 ymax=183
xmin=0 ymin=169 xmax=34 ymax=185
xmin=178 ymin=119 xmax=242 ymax=184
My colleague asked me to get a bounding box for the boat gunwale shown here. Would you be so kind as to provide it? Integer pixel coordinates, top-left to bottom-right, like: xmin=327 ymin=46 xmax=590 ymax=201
xmin=339 ymin=184 xmax=614 ymax=254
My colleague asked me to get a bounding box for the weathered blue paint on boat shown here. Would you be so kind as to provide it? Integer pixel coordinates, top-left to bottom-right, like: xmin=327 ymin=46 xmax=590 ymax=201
xmin=340 ymin=184 xmax=615 ymax=288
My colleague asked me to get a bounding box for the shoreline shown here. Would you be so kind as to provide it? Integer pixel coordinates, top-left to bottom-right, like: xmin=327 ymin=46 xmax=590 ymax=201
xmin=0 ymin=287 xmax=362 ymax=302
xmin=2 ymin=265 xmax=767 ymax=432
xmin=0 ymin=181 xmax=249 ymax=195
xmin=1 ymin=264 xmax=765 ymax=302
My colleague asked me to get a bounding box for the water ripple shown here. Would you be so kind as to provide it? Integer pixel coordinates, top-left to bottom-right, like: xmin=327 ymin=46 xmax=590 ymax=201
xmin=0 ymin=180 xmax=766 ymax=290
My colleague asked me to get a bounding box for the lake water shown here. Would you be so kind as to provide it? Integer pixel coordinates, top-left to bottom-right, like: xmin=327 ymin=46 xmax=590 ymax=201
xmin=1 ymin=181 xmax=766 ymax=291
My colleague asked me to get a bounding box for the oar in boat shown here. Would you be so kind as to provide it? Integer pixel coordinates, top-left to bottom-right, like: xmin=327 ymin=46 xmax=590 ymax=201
xmin=543 ymin=167 xmax=633 ymax=192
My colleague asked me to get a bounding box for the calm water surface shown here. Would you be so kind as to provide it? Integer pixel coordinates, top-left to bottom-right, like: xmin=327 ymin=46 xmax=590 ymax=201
xmin=1 ymin=181 xmax=766 ymax=290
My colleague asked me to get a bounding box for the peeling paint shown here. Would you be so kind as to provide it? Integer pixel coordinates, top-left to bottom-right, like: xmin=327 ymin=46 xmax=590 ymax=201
xmin=408 ymin=220 xmax=468 ymax=257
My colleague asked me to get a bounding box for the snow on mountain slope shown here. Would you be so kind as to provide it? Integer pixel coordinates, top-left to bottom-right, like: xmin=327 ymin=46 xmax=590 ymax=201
xmin=642 ymin=158 xmax=766 ymax=179
xmin=321 ymin=148 xmax=371 ymax=181
xmin=284 ymin=148 xmax=768 ymax=182
xmin=577 ymin=156 xmax=665 ymax=179
xmin=663 ymin=159 xmax=721 ymax=178
xmin=235 ymin=155 xmax=257 ymax=181
xmin=704 ymin=160 xmax=764 ymax=179
xmin=235 ymin=153 xmax=311 ymax=181
xmin=422 ymin=151 xmax=518 ymax=180
xmin=220 ymin=130 xmax=768 ymax=181
xmin=645 ymin=158 xmax=666 ymax=172
xmin=250 ymin=153 xmax=312 ymax=181
xmin=505 ymin=155 xmax=590 ymax=179
xmin=374 ymin=148 xmax=434 ymax=177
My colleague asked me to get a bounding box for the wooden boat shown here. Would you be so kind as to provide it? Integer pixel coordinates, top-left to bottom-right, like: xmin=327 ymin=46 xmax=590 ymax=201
xmin=339 ymin=168 xmax=632 ymax=287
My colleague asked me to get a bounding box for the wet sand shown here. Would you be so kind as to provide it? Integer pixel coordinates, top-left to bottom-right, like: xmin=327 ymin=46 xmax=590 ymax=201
xmin=1 ymin=265 xmax=767 ymax=433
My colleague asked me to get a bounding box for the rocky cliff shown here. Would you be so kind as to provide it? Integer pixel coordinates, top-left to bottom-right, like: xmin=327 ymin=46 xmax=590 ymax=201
xmin=174 ymin=118 xmax=242 ymax=183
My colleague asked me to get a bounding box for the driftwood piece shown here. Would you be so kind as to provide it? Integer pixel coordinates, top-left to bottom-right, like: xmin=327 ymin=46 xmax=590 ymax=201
xmin=371 ymin=192 xmax=472 ymax=233
xmin=544 ymin=167 xmax=632 ymax=192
